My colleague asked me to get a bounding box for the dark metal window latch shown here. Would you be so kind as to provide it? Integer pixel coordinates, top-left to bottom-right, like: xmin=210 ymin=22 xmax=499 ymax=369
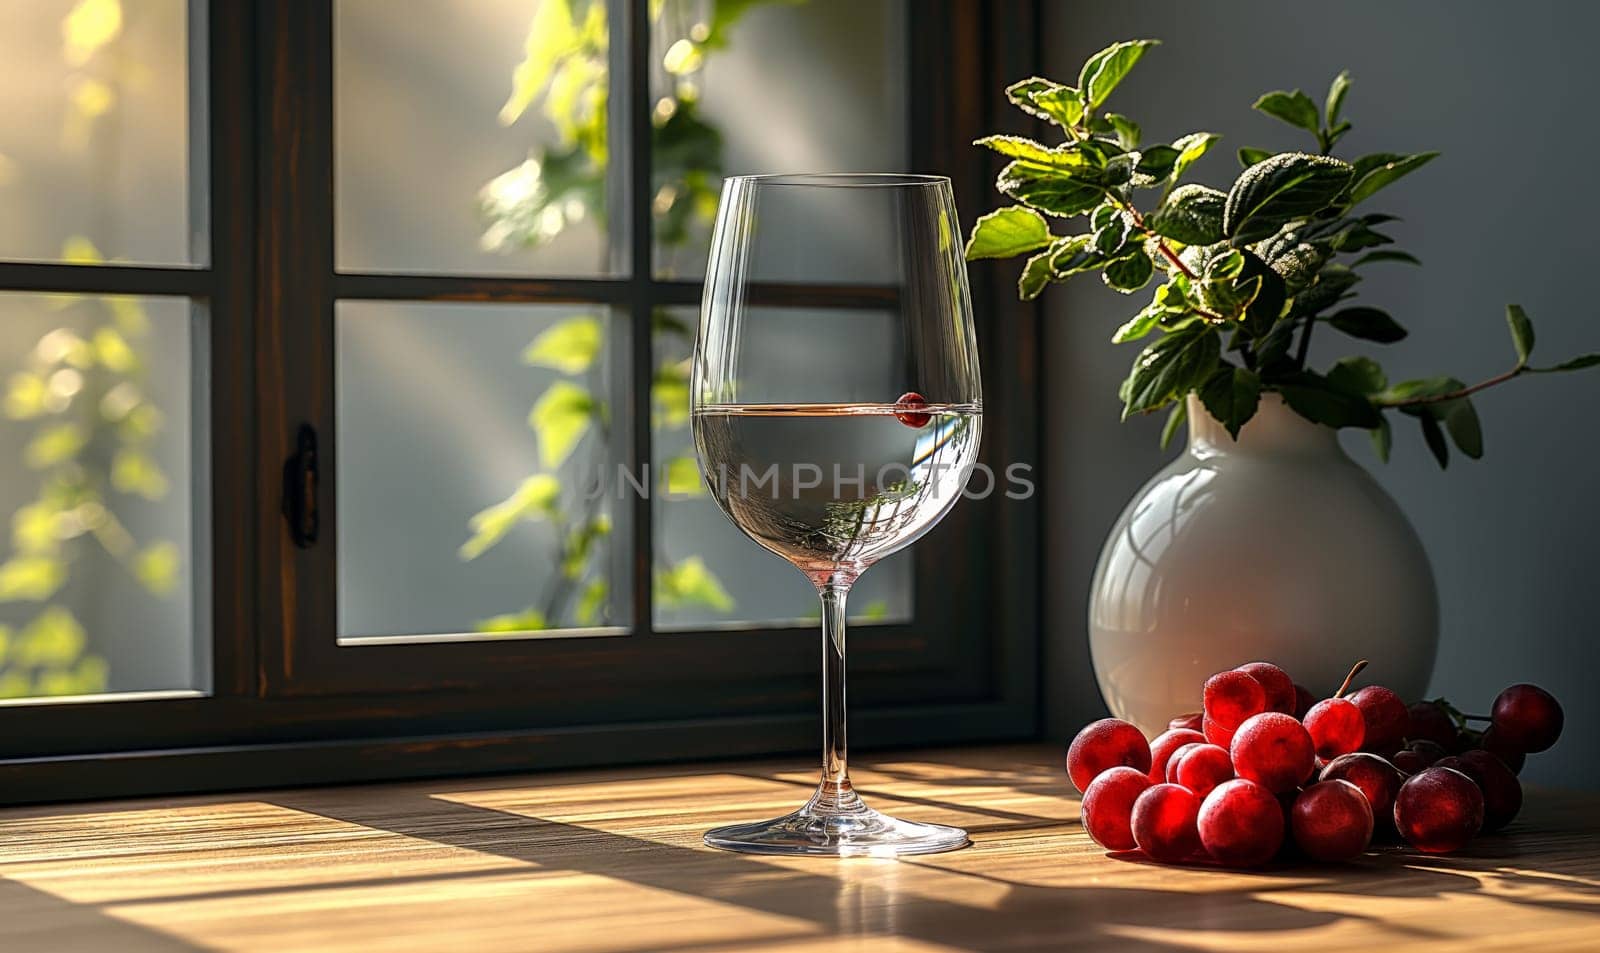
xmin=282 ymin=423 xmax=319 ymax=548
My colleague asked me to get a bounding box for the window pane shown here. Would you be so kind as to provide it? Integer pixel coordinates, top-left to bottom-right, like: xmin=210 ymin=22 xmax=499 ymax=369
xmin=335 ymin=1 xmax=619 ymax=276
xmin=0 ymin=293 xmax=203 ymax=698
xmin=337 ymin=302 xmax=629 ymax=640
xmin=0 ymin=0 xmax=196 ymax=265
xmin=651 ymin=307 xmax=910 ymax=629
xmin=650 ymin=0 xmax=907 ymax=278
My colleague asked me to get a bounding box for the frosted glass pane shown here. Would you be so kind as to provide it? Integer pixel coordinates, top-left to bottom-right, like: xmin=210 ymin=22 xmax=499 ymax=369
xmin=651 ymin=0 xmax=907 ymax=278
xmin=335 ymin=0 xmax=617 ymax=276
xmin=0 ymin=1 xmax=194 ymax=265
xmin=0 ymin=293 xmax=203 ymax=698
xmin=651 ymin=308 xmax=910 ymax=629
xmin=336 ymin=302 xmax=628 ymax=640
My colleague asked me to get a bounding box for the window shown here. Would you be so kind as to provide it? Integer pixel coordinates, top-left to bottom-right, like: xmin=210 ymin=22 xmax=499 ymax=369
xmin=0 ymin=0 xmax=1041 ymax=802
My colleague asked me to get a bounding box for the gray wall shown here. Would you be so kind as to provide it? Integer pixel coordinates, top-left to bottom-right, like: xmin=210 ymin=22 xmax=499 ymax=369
xmin=1040 ymin=1 xmax=1600 ymax=788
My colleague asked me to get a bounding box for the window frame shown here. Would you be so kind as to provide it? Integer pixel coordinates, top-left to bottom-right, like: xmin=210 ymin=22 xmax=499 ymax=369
xmin=0 ymin=0 xmax=1043 ymax=805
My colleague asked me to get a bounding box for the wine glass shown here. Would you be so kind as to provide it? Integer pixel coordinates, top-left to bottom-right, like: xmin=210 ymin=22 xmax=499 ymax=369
xmin=692 ymin=173 xmax=983 ymax=856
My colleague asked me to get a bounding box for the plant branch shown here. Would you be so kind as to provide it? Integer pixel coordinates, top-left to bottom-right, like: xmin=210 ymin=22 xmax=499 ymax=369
xmin=1294 ymin=313 xmax=1316 ymax=369
xmin=1377 ymin=365 xmax=1526 ymax=408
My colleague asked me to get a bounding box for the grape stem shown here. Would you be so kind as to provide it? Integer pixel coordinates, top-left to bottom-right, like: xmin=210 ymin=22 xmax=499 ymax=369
xmin=1333 ymin=659 xmax=1368 ymax=699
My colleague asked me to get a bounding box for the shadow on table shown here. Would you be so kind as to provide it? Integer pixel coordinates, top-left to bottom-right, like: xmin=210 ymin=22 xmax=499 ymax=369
xmin=264 ymin=785 xmax=1548 ymax=953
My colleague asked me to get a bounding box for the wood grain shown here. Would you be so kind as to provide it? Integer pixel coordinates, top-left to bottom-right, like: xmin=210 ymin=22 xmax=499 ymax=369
xmin=0 ymin=745 xmax=1596 ymax=952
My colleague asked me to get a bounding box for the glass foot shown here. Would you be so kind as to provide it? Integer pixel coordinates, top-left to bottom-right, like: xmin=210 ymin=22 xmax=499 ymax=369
xmin=704 ymin=788 xmax=968 ymax=857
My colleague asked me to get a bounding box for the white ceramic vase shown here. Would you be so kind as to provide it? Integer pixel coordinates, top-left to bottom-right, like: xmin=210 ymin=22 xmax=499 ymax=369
xmin=1088 ymin=393 xmax=1438 ymax=736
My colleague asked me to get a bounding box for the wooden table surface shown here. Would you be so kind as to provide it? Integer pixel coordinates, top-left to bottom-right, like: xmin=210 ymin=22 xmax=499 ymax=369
xmin=0 ymin=744 xmax=1596 ymax=952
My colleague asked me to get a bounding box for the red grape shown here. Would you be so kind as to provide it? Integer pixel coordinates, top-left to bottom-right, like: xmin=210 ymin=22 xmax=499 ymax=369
xmin=1081 ymin=766 xmax=1153 ymax=851
xmin=1236 ymin=662 xmax=1296 ymax=714
xmin=1204 ymin=670 xmax=1267 ymax=730
xmin=1131 ymin=783 xmax=1204 ymax=863
xmin=1391 ymin=749 xmax=1427 ymax=774
xmin=1231 ymin=712 xmax=1315 ymax=794
xmin=1320 ymin=752 xmax=1405 ymax=827
xmin=1392 ymin=739 xmax=1446 ymax=773
xmin=1349 ymin=685 xmax=1410 ymax=754
xmin=1202 ymin=714 xmax=1235 ymax=749
xmin=1292 ymin=780 xmax=1374 ymax=861
xmin=1197 ymin=778 xmax=1284 ymax=867
xmin=1304 ymin=697 xmax=1365 ymax=758
xmin=1148 ymin=728 xmax=1207 ymax=784
xmin=1437 ymin=751 xmax=1522 ymax=832
xmin=1478 ymin=727 xmax=1527 ymax=775
xmin=1406 ymin=701 xmax=1458 ymax=749
xmin=1165 ymin=742 xmax=1204 ymax=782
xmin=893 ymin=391 xmax=931 ymax=427
xmin=1169 ymin=712 xmax=1204 ymax=733
xmin=1292 ymin=683 xmax=1316 ymax=720
xmin=1393 ymin=766 xmax=1484 ymax=853
xmin=1172 ymin=743 xmax=1235 ymax=798
xmin=1066 ymin=718 xmax=1151 ymax=793
xmin=1490 ymin=683 xmax=1564 ymax=753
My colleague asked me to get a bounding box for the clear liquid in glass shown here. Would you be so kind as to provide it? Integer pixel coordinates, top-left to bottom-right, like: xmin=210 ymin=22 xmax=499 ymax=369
xmin=692 ymin=403 xmax=981 ymax=582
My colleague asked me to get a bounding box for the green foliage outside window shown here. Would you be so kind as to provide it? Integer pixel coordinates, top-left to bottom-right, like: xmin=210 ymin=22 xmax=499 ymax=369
xmin=460 ymin=0 xmax=802 ymax=629
xmin=0 ymin=0 xmax=181 ymax=698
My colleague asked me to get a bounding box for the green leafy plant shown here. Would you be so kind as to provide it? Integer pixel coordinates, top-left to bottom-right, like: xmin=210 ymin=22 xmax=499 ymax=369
xmin=966 ymin=39 xmax=1599 ymax=465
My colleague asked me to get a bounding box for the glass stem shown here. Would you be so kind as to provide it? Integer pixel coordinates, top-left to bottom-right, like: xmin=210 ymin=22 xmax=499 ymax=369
xmin=813 ymin=580 xmax=860 ymax=813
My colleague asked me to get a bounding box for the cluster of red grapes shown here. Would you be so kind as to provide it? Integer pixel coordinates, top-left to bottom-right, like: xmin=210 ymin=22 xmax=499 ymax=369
xmin=1067 ymin=660 xmax=1564 ymax=866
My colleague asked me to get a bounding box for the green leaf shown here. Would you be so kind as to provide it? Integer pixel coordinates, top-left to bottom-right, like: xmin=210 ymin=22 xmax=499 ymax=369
xmin=1370 ymin=415 xmax=1392 ymax=463
xmin=1328 ymin=306 xmax=1408 ymax=343
xmin=1146 ymin=183 xmax=1226 ymax=245
xmin=529 ymin=379 xmax=596 ymax=468
xmin=1439 ymin=397 xmax=1484 ymax=459
xmin=1005 ymin=77 xmax=1062 ymax=121
xmin=522 ymin=316 xmax=603 ymax=374
xmin=0 ymin=556 xmax=66 ymax=602
xmin=1106 ymin=113 xmax=1141 ymax=149
xmin=1121 ymin=325 xmax=1221 ymax=418
xmin=23 ymin=423 xmax=86 ymax=469
xmin=1199 ymin=366 xmax=1262 ymax=438
xmin=1134 ymin=145 xmax=1180 ymax=180
xmin=996 ymin=158 xmax=1104 ymax=217
xmin=1018 ymin=245 xmax=1058 ymax=301
xmin=1238 ymin=147 xmax=1271 ymax=168
xmin=1079 ymin=39 xmax=1158 ymax=111
xmin=663 ymin=455 xmax=705 ymax=496
xmin=477 ymin=608 xmax=549 ymax=633
xmin=1103 ymin=250 xmax=1154 ymax=294
xmin=1112 ymin=302 xmax=1166 ymax=343
xmin=1170 ymin=132 xmax=1220 ymax=182
xmin=1161 ymin=400 xmax=1188 ymax=449
xmin=974 ymin=134 xmax=1059 ymax=164
xmin=1420 ymin=413 xmax=1450 ymax=468
xmin=1049 ymin=234 xmax=1112 ymax=276
xmin=1353 ymin=249 xmax=1421 ymax=267
xmin=1253 ymin=89 xmax=1321 ymax=137
xmin=965 ymin=205 xmax=1053 ymax=260
xmin=655 ymin=555 xmax=734 ymax=612
xmin=1092 ymin=211 xmax=1132 ymax=255
xmin=1326 ymin=71 xmax=1352 ymax=126
xmin=1505 ymin=304 xmax=1535 ymax=367
xmin=1326 ymin=355 xmax=1387 ymax=394
xmin=1533 ymin=353 xmax=1600 ymax=372
xmin=1029 ymin=85 xmax=1086 ymax=129
xmin=1275 ymin=370 xmax=1383 ymax=429
xmin=1347 ymin=152 xmax=1438 ymax=205
xmin=1293 ymin=264 xmax=1361 ymax=316
xmin=459 ymin=474 xmax=561 ymax=560
xmin=1224 ymin=153 xmax=1354 ymax=243
xmin=1380 ymin=376 xmax=1466 ymax=404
